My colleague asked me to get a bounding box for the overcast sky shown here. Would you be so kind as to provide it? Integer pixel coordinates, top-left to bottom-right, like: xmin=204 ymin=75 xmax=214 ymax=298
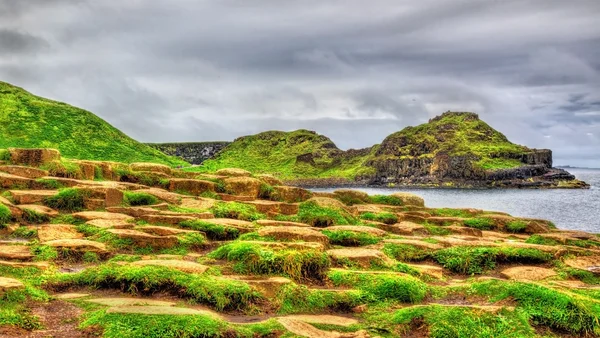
xmin=1 ymin=0 xmax=599 ymax=166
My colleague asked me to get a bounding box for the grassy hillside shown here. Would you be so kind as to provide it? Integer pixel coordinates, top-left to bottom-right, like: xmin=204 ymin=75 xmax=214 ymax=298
xmin=192 ymin=130 xmax=376 ymax=179
xmin=0 ymin=81 xmax=186 ymax=166
xmin=372 ymin=112 xmax=529 ymax=170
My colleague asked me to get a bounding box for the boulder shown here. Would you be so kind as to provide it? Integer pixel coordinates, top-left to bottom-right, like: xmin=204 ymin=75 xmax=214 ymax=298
xmin=0 ymin=165 xmax=49 ymax=179
xmin=215 ymin=168 xmax=252 ymax=177
xmin=130 ymin=162 xmax=172 ymax=175
xmin=168 ymin=179 xmax=215 ymax=195
xmin=272 ymin=186 xmax=313 ymax=203
xmin=224 ymin=177 xmax=262 ymax=197
xmin=256 ymin=174 xmax=283 ymax=186
xmin=8 ymin=148 xmax=60 ymax=167
xmin=333 ymin=189 xmax=370 ymax=204
xmin=390 ymin=192 xmax=425 ymax=207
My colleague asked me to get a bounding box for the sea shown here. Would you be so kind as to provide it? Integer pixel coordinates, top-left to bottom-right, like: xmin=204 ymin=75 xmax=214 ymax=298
xmin=312 ymin=168 xmax=600 ymax=233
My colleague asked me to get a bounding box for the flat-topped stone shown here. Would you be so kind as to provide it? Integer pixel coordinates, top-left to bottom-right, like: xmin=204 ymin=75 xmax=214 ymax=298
xmin=106 ymin=206 xmax=161 ymax=218
xmin=106 ymin=306 xmax=218 ymax=317
xmin=220 ymin=275 xmax=291 ymax=297
xmin=9 ymin=190 xmax=56 ymax=204
xmin=38 ymin=224 xmax=83 ymax=243
xmin=130 ymin=259 xmax=209 ymax=274
xmin=280 ymin=314 xmax=359 ymax=327
xmin=73 ymin=211 xmax=134 ymax=222
xmin=0 ymin=165 xmax=49 ymax=179
xmin=140 ymin=213 xmax=214 ymax=225
xmin=0 ymin=260 xmax=49 ymax=270
xmin=258 ymin=226 xmax=329 ymax=244
xmin=0 ymin=172 xmax=33 ymax=189
xmin=383 ymin=239 xmax=444 ymax=251
xmin=445 ymin=226 xmax=482 ymax=237
xmin=130 ymin=162 xmax=172 ymax=175
xmin=389 ymin=192 xmax=425 ymax=207
xmin=168 ymin=178 xmax=215 ymax=195
xmin=107 ymin=229 xmax=179 ymax=248
xmin=500 ymin=266 xmax=558 ymax=281
xmin=54 ymin=293 xmax=90 ymax=299
xmin=0 ymin=244 xmax=34 ymax=261
xmin=407 ymin=263 xmax=443 ymax=279
xmin=180 ymin=197 xmax=216 ymax=210
xmin=136 ymin=225 xmax=199 ymax=236
xmin=86 ymin=297 xmax=176 ymax=307
xmin=224 ymin=177 xmax=262 ymax=198
xmin=17 ymin=204 xmax=59 ymax=217
xmin=323 ymin=225 xmax=388 ymax=237
xmin=377 ymin=221 xmax=428 ymax=236
xmin=216 ymin=168 xmax=252 ymax=177
xmin=44 ymin=239 xmax=108 ymax=253
xmin=86 ymin=219 xmax=134 ymax=229
xmin=135 ymin=188 xmax=187 ymax=205
xmin=564 ymin=256 xmax=600 ymax=275
xmin=327 ymin=248 xmax=394 ymax=267
xmin=0 ymin=277 xmax=25 ymax=293
xmin=241 ymin=240 xmax=325 ymax=251
xmin=255 ymin=220 xmax=310 ymax=227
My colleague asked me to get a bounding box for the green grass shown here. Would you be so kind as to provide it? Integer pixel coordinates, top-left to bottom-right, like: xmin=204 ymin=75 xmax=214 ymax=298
xmin=322 ymin=230 xmax=381 ymax=246
xmin=369 ymin=195 xmax=404 ymax=206
xmin=208 ymin=242 xmax=330 ymax=281
xmin=34 ymin=178 xmax=65 ymax=189
xmin=0 ymin=266 xmax=49 ymax=331
xmin=383 ymin=243 xmax=432 ymax=262
xmin=328 ymin=269 xmax=427 ymax=303
xmin=297 ymin=201 xmax=356 ymax=227
xmin=525 ymin=234 xmax=559 ymax=246
xmin=0 ymin=81 xmax=186 ymax=165
xmin=49 ymin=264 xmax=261 ymax=311
xmin=360 ymin=212 xmax=398 ymax=224
xmin=463 ymin=217 xmax=495 ymax=230
xmin=506 ymin=220 xmax=527 ymax=233
xmin=431 ymin=208 xmax=473 ymax=218
xmin=433 ymin=247 xmax=552 ymax=274
xmin=10 ymin=226 xmax=37 ymax=238
xmin=209 ymin=202 xmax=265 ymax=221
xmin=43 ymin=188 xmax=88 ymax=211
xmin=123 ymin=191 xmax=159 ymax=206
xmin=0 ymin=204 xmax=11 ymax=225
xmin=476 ymin=158 xmax=524 ymax=170
xmin=277 ymin=283 xmax=366 ymax=314
xmin=179 ymin=220 xmax=240 ymax=240
xmin=470 ymin=280 xmax=600 ymax=336
xmin=22 ymin=208 xmax=49 ymax=223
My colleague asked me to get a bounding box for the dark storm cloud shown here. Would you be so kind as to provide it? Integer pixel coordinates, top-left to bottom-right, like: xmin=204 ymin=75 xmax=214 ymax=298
xmin=1 ymin=0 xmax=600 ymax=166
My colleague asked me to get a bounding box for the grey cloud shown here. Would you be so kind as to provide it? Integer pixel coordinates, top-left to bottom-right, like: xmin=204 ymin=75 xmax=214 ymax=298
xmin=1 ymin=0 xmax=600 ymax=166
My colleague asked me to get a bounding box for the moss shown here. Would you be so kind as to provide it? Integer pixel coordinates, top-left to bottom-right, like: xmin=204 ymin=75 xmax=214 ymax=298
xmin=31 ymin=245 xmax=58 ymax=261
xmin=322 ymin=230 xmax=381 ymax=246
xmin=22 ymin=208 xmax=49 ymax=223
xmin=34 ymin=178 xmax=65 ymax=189
xmin=209 ymin=202 xmax=265 ymax=221
xmin=463 ymin=217 xmax=494 ymax=230
xmin=383 ymin=243 xmax=432 ymax=262
xmin=328 ymin=270 xmax=427 ymax=303
xmin=297 ymin=201 xmax=356 ymax=227
xmin=525 ymin=234 xmax=559 ymax=246
xmin=506 ymin=220 xmax=527 ymax=233
xmin=208 ymin=242 xmax=330 ymax=281
xmin=123 ymin=191 xmax=159 ymax=206
xmin=43 ymin=188 xmax=88 ymax=212
xmin=49 ymin=264 xmax=261 ymax=311
xmin=277 ymin=283 xmax=365 ymax=314
xmin=0 ymin=81 xmax=187 ymax=166
xmin=360 ymin=212 xmax=398 ymax=225
xmin=0 ymin=267 xmax=49 ymax=331
xmin=179 ymin=220 xmax=240 ymax=240
xmin=369 ymin=195 xmax=403 ymax=206
xmin=10 ymin=226 xmax=38 ymax=239
xmin=431 ymin=208 xmax=472 ymax=218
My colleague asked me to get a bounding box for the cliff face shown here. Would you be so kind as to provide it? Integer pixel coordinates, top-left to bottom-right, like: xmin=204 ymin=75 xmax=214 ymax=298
xmin=147 ymin=142 xmax=231 ymax=165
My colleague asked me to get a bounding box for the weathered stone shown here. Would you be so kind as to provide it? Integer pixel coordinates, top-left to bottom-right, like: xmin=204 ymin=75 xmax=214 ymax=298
xmin=377 ymin=221 xmax=428 ymax=236
xmin=106 ymin=206 xmax=161 ymax=218
xmin=224 ymin=176 xmax=262 ymax=197
xmin=323 ymin=225 xmax=387 ymax=237
xmin=255 ymin=220 xmax=311 ymax=227
xmin=390 ymin=192 xmax=425 ymax=207
xmin=86 ymin=219 xmax=134 ymax=229
xmin=333 ymin=189 xmax=370 ymax=204
xmin=215 ymin=168 xmax=252 ymax=177
xmin=17 ymin=204 xmax=59 ymax=218
xmin=130 ymin=162 xmax=172 ymax=175
xmin=327 ymin=248 xmax=394 ymax=267
xmin=136 ymin=225 xmax=199 ymax=236
xmin=382 ymin=238 xmax=444 ymax=250
xmin=72 ymin=211 xmax=134 ymax=222
xmin=564 ymin=256 xmax=600 ymax=275
xmin=86 ymin=297 xmax=176 ymax=307
xmin=258 ymin=226 xmax=329 ymax=244
xmin=0 ymin=277 xmax=24 ymax=293
xmin=272 ymin=186 xmax=313 ymax=203
xmin=0 ymin=245 xmax=34 ymax=261
xmin=38 ymin=224 xmax=83 ymax=243
xmin=256 ymin=174 xmax=283 ymax=186
xmin=106 ymin=306 xmax=217 ymax=316
xmin=500 ymin=266 xmax=557 ymax=281
xmin=0 ymin=260 xmax=49 ymax=270
xmin=218 ymin=194 xmax=255 ymax=202
xmin=0 ymin=165 xmax=49 ymax=179
xmin=130 ymin=259 xmax=209 ymax=274
xmin=84 ymin=198 xmax=105 ymax=210
xmin=407 ymin=263 xmax=443 ymax=279
xmin=9 ymin=148 xmax=60 ymax=167
xmin=445 ymin=226 xmax=482 ymax=237
xmin=9 ymin=190 xmax=56 ymax=204
xmin=168 ymin=178 xmax=215 ymax=195
xmin=220 ymin=275 xmax=291 ymax=297
xmin=425 ymin=216 xmax=467 ymax=226
xmin=0 ymin=172 xmax=33 ymax=189
xmin=107 ymin=229 xmax=179 ymax=248
xmin=44 ymin=239 xmax=108 ymax=253
xmin=134 ymin=188 xmax=186 ymax=204
xmin=140 ymin=213 xmax=213 ymax=225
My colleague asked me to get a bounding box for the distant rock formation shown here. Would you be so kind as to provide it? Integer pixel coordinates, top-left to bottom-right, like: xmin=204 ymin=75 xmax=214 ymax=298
xmin=147 ymin=142 xmax=231 ymax=165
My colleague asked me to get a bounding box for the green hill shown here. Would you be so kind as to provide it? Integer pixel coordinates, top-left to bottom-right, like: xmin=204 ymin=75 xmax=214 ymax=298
xmin=0 ymin=81 xmax=186 ymax=166
xmin=195 ymin=129 xmax=376 ymax=179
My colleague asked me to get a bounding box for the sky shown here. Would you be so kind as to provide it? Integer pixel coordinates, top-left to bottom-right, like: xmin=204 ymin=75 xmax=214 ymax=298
xmin=1 ymin=0 xmax=599 ymax=167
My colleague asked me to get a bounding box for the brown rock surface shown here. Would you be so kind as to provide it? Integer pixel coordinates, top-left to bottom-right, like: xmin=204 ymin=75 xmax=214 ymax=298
xmin=0 ymin=165 xmax=49 ymax=179
xmin=130 ymin=259 xmax=209 ymax=274
xmin=258 ymin=226 xmax=329 ymax=244
xmin=106 ymin=229 xmax=179 ymax=248
xmin=38 ymin=224 xmax=83 ymax=243
xmin=500 ymin=266 xmax=557 ymax=281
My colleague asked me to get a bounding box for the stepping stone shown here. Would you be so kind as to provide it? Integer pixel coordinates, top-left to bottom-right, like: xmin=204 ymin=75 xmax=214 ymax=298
xmin=242 ymin=241 xmax=325 ymax=251
xmin=327 ymin=248 xmax=394 ymax=268
xmin=130 ymin=259 xmax=209 ymax=274
xmin=445 ymin=226 xmax=482 ymax=237
xmin=38 ymin=224 xmax=83 ymax=243
xmin=0 ymin=165 xmax=49 ymax=179
xmin=0 ymin=244 xmax=34 ymax=261
xmin=106 ymin=305 xmax=218 ymax=316
xmin=106 ymin=206 xmax=161 ymax=218
xmin=9 ymin=190 xmax=56 ymax=204
xmin=377 ymin=221 xmax=428 ymax=236
xmin=168 ymin=179 xmax=215 ymax=195
xmin=72 ymin=211 xmax=134 ymax=222
xmin=86 ymin=297 xmax=176 ymax=307
xmin=140 ymin=213 xmax=214 ymax=225
xmin=136 ymin=225 xmax=199 ymax=236
xmin=130 ymin=162 xmax=172 ymax=175
xmin=135 ymin=188 xmax=188 ymax=204
xmin=258 ymin=226 xmax=329 ymax=244
xmin=44 ymin=239 xmax=108 ymax=253
xmin=255 ymin=220 xmax=310 ymax=227
xmin=106 ymin=229 xmax=179 ymax=249
xmin=0 ymin=172 xmax=33 ymax=189
xmin=220 ymin=275 xmax=291 ymax=297
xmin=500 ymin=266 xmax=557 ymax=281
xmin=180 ymin=197 xmax=216 ymax=210
xmin=86 ymin=219 xmax=134 ymax=229
xmin=244 ymin=200 xmax=298 ymax=214
xmin=216 ymin=168 xmax=252 ymax=177
xmin=425 ymin=216 xmax=467 ymax=226
xmin=564 ymin=256 xmax=600 ymax=275
xmin=0 ymin=277 xmax=25 ymax=293
xmin=406 ymin=263 xmax=443 ymax=279
xmin=277 ymin=318 xmax=367 ymax=338
xmin=323 ymin=226 xmax=387 ymax=237
xmin=280 ymin=314 xmax=359 ymax=327
xmin=54 ymin=293 xmax=90 ymax=299
xmin=17 ymin=204 xmax=59 ymax=217
xmin=0 ymin=260 xmax=49 ymax=270
xmin=273 ymin=186 xmax=313 ymax=203
xmin=383 ymin=239 xmax=444 ymax=251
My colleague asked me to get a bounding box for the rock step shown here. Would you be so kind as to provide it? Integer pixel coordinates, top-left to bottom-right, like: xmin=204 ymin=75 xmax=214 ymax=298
xmin=8 ymin=190 xmax=57 ymax=204
xmin=85 ymin=219 xmax=134 ymax=229
xmin=500 ymin=266 xmax=557 ymax=281
xmin=255 ymin=220 xmax=310 ymax=227
xmin=0 ymin=165 xmax=49 ymax=179
xmin=322 ymin=225 xmax=388 ymax=237
xmin=86 ymin=297 xmax=176 ymax=307
xmin=106 ymin=229 xmax=180 ymax=249
xmin=44 ymin=239 xmax=108 ymax=254
xmin=106 ymin=305 xmax=218 ymax=316
xmin=0 ymin=260 xmax=49 ymax=270
xmin=129 ymin=259 xmax=209 ymax=274
xmin=73 ymin=211 xmax=134 ymax=222
xmin=327 ymin=248 xmax=394 ymax=268
xmin=376 ymin=221 xmax=429 ymax=236
xmin=0 ymin=277 xmax=25 ymax=294
xmin=38 ymin=224 xmax=83 ymax=243
xmin=217 ymin=275 xmax=291 ymax=297
xmin=0 ymin=244 xmax=34 ymax=261
xmin=140 ymin=213 xmax=214 ymax=225
xmin=16 ymin=204 xmax=59 ymax=218
xmin=257 ymin=226 xmax=329 ymax=244
xmin=135 ymin=225 xmax=199 ymax=236
xmin=240 ymin=240 xmax=325 ymax=251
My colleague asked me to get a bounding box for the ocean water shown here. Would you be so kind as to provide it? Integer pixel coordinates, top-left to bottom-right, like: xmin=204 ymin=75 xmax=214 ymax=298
xmin=312 ymin=168 xmax=600 ymax=233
